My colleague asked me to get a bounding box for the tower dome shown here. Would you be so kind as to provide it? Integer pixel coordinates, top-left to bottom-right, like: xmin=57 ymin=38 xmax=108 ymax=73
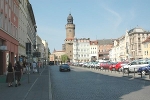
xmin=67 ymin=14 xmax=73 ymax=24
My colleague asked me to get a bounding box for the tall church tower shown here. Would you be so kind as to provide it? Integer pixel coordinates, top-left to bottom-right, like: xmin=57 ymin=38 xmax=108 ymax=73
xmin=65 ymin=13 xmax=75 ymax=62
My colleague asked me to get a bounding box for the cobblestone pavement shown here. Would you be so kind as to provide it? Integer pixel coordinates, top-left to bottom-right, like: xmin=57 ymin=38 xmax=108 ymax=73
xmin=0 ymin=66 xmax=52 ymax=100
xmin=51 ymin=65 xmax=150 ymax=100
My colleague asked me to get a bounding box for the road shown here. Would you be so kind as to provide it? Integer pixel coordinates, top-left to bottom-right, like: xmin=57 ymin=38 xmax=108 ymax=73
xmin=50 ymin=65 xmax=150 ymax=100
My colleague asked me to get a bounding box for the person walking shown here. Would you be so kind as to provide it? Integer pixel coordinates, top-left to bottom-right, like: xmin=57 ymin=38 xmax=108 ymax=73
xmin=26 ymin=62 xmax=30 ymax=74
xmin=6 ymin=62 xmax=14 ymax=87
xmin=32 ymin=61 xmax=37 ymax=73
xmin=14 ymin=61 xmax=23 ymax=87
xmin=22 ymin=62 xmax=26 ymax=74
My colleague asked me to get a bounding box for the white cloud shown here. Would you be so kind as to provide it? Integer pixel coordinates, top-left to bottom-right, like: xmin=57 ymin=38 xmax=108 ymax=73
xmin=99 ymin=3 xmax=122 ymax=33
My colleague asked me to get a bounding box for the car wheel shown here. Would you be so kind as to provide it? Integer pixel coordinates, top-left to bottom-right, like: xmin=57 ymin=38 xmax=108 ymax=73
xmin=59 ymin=70 xmax=62 ymax=72
xmin=142 ymin=71 xmax=146 ymax=75
xmin=124 ymin=68 xmax=129 ymax=74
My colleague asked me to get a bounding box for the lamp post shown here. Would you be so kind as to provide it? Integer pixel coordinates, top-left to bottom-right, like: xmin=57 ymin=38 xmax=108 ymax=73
xmin=37 ymin=44 xmax=40 ymax=73
xmin=26 ymin=42 xmax=31 ymax=83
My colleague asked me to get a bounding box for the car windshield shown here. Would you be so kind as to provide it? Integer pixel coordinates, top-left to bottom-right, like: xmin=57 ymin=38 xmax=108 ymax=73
xmin=61 ymin=65 xmax=70 ymax=68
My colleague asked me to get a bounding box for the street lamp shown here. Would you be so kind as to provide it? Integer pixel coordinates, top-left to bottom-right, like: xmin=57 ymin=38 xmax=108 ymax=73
xmin=33 ymin=44 xmax=41 ymax=73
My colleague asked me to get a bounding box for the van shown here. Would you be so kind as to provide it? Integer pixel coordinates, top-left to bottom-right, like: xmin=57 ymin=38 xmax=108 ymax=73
xmin=122 ymin=59 xmax=150 ymax=73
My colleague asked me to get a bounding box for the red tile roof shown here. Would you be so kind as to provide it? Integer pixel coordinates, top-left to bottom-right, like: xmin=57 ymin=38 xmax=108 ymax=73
xmin=142 ymin=36 xmax=150 ymax=43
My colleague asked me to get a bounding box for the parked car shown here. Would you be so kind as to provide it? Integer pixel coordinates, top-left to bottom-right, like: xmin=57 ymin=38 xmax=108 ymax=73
xmin=109 ymin=62 xmax=118 ymax=71
xmin=115 ymin=61 xmax=129 ymax=71
xmin=122 ymin=59 xmax=150 ymax=73
xmin=59 ymin=64 xmax=71 ymax=72
xmin=137 ymin=64 xmax=150 ymax=75
xmin=99 ymin=62 xmax=113 ymax=69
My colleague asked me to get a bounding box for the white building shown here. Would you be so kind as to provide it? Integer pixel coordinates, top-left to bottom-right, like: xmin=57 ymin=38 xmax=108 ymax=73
xmin=42 ymin=40 xmax=49 ymax=64
xmin=73 ymin=38 xmax=90 ymax=63
xmin=90 ymin=40 xmax=98 ymax=61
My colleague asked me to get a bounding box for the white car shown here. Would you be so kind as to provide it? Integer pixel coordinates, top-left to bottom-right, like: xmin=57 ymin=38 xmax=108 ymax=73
xmin=122 ymin=59 xmax=150 ymax=73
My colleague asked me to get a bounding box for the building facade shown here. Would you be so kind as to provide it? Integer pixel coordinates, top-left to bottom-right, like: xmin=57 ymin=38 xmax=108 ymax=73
xmin=98 ymin=39 xmax=113 ymax=60
xmin=18 ymin=0 xmax=28 ymax=63
xmin=110 ymin=27 xmax=150 ymax=62
xmin=42 ymin=40 xmax=49 ymax=65
xmin=142 ymin=36 xmax=150 ymax=59
xmin=73 ymin=38 xmax=90 ymax=63
xmin=128 ymin=27 xmax=150 ymax=60
xmin=90 ymin=40 xmax=98 ymax=61
xmin=0 ymin=0 xmax=19 ymax=75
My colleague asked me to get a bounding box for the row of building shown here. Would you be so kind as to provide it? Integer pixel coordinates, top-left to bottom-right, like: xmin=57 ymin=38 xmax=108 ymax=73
xmin=0 ymin=0 xmax=49 ymax=75
xmin=110 ymin=27 xmax=150 ymax=62
xmin=50 ymin=14 xmax=150 ymax=64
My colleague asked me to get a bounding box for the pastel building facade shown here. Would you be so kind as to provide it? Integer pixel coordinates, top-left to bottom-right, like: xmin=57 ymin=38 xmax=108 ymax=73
xmin=73 ymin=38 xmax=90 ymax=63
xmin=0 ymin=0 xmax=19 ymax=75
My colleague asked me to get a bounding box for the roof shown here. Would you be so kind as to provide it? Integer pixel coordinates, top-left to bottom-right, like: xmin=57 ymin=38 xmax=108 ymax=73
xmin=67 ymin=14 xmax=73 ymax=20
xmin=65 ymin=38 xmax=74 ymax=40
xmin=128 ymin=27 xmax=145 ymax=33
xmin=98 ymin=39 xmax=114 ymax=45
xmin=142 ymin=36 xmax=150 ymax=43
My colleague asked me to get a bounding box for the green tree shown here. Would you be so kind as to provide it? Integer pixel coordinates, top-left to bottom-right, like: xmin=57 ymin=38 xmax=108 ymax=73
xmin=61 ymin=54 xmax=68 ymax=63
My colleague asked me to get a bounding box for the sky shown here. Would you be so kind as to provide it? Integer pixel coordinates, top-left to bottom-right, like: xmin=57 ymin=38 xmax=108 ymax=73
xmin=30 ymin=0 xmax=150 ymax=53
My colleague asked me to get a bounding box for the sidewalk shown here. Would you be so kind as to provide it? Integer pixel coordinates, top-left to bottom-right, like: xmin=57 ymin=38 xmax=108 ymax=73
xmin=72 ymin=66 xmax=150 ymax=81
xmin=0 ymin=65 xmax=52 ymax=100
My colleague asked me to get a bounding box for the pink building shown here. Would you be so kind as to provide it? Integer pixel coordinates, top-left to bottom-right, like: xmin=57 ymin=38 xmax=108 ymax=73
xmin=0 ymin=0 xmax=19 ymax=75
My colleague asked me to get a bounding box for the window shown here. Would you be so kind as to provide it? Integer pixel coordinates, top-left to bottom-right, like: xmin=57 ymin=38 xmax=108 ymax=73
xmin=0 ymin=13 xmax=3 ymax=28
xmin=5 ymin=4 xmax=8 ymax=15
xmin=1 ymin=0 xmax=4 ymax=9
xmin=9 ymin=0 xmax=11 ymax=7
xmin=15 ymin=28 xmax=18 ymax=39
xmin=5 ymin=17 xmax=7 ymax=31
xmin=9 ymin=9 xmax=11 ymax=18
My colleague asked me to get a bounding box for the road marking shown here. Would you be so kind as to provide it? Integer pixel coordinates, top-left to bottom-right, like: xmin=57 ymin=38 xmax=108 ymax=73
xmin=23 ymin=78 xmax=38 ymax=100
xmin=49 ymin=66 xmax=53 ymax=100
xmin=23 ymin=67 xmax=46 ymax=100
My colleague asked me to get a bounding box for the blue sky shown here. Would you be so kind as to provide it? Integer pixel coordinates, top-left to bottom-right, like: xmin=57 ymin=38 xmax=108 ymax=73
xmin=30 ymin=0 xmax=150 ymax=53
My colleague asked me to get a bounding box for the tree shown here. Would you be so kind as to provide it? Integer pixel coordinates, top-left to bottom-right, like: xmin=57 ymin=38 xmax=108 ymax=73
xmin=61 ymin=54 xmax=68 ymax=63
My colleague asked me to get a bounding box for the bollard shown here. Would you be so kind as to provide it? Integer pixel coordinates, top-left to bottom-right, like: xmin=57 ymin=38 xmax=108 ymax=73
xmin=134 ymin=68 xmax=135 ymax=78
xmin=141 ymin=72 xmax=142 ymax=78
xmin=122 ymin=67 xmax=124 ymax=76
xmin=27 ymin=65 xmax=30 ymax=83
xmin=149 ymin=71 xmax=150 ymax=79
xmin=128 ymin=68 xmax=129 ymax=77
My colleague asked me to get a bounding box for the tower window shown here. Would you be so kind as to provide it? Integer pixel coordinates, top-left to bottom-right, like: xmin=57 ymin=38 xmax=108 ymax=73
xmin=69 ymin=30 xmax=71 ymax=32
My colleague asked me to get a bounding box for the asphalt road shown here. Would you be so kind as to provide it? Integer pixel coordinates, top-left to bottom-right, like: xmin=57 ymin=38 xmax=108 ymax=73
xmin=50 ymin=65 xmax=150 ymax=100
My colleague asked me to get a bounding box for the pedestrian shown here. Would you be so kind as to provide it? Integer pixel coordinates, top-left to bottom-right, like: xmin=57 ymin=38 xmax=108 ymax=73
xmin=26 ymin=62 xmax=30 ymax=74
xmin=22 ymin=62 xmax=26 ymax=74
xmin=32 ymin=61 xmax=37 ymax=73
xmin=6 ymin=62 xmax=14 ymax=87
xmin=14 ymin=61 xmax=23 ymax=87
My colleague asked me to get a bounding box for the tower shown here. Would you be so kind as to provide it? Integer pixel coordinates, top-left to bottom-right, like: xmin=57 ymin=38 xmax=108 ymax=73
xmin=65 ymin=13 xmax=75 ymax=62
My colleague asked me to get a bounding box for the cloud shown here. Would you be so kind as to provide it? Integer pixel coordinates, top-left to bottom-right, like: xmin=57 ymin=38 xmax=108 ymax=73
xmin=100 ymin=4 xmax=122 ymax=32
